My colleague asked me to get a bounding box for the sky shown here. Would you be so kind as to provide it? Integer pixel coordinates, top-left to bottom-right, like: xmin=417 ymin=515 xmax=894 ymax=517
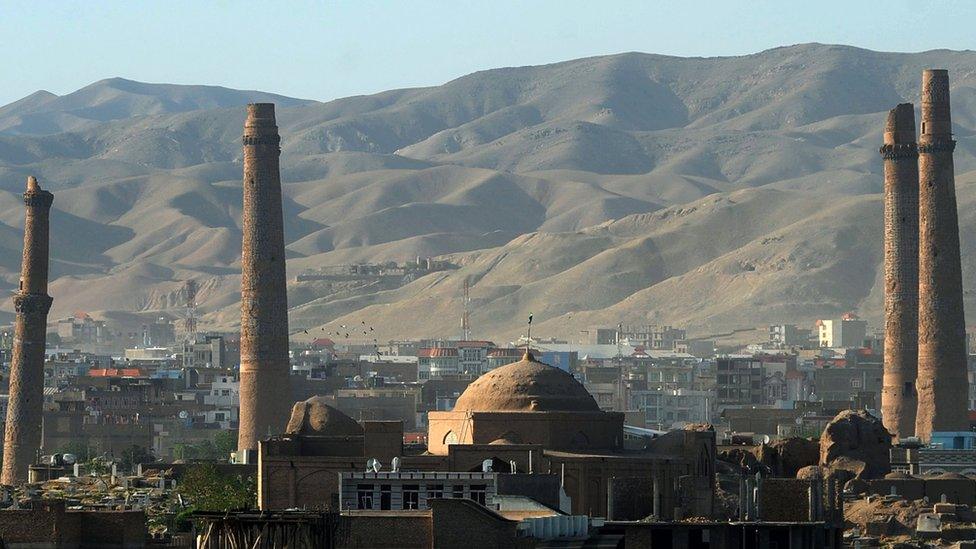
xmin=2 ymin=0 xmax=974 ymax=106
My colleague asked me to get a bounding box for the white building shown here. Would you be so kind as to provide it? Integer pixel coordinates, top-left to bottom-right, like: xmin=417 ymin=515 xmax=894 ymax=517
xmin=418 ymin=347 xmax=460 ymax=380
xmin=817 ymin=317 xmax=867 ymax=348
xmin=202 ymin=374 xmax=238 ymax=428
xmin=630 ymin=388 xmax=715 ymax=430
xmin=340 ymin=471 xmax=496 ymax=510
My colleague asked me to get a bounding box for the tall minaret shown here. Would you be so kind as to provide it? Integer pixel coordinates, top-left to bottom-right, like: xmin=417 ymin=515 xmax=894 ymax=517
xmin=915 ymin=69 xmax=969 ymax=441
xmin=879 ymin=103 xmax=919 ymax=440
xmin=237 ymin=104 xmax=292 ymax=453
xmin=1 ymin=176 xmax=54 ymax=485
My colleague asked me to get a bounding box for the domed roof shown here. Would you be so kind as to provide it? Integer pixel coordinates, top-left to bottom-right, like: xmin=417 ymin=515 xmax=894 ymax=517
xmin=453 ymin=352 xmax=600 ymax=412
xmin=286 ymin=396 xmax=363 ymax=436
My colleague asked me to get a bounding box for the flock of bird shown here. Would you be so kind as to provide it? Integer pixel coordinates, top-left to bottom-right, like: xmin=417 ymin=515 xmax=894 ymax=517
xmin=302 ymin=320 xmax=382 ymax=355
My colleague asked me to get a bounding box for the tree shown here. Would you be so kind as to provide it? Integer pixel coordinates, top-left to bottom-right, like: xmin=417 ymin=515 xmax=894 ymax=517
xmin=178 ymin=463 xmax=255 ymax=512
xmin=173 ymin=431 xmax=237 ymax=462
xmin=58 ymin=441 xmax=93 ymax=462
xmin=120 ymin=445 xmax=155 ymax=472
xmin=212 ymin=431 xmax=236 ymax=458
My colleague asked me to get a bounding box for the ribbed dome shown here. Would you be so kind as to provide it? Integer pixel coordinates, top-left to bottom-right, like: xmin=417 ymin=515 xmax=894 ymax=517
xmin=453 ymin=352 xmax=599 ymax=412
xmin=286 ymin=396 xmax=363 ymax=436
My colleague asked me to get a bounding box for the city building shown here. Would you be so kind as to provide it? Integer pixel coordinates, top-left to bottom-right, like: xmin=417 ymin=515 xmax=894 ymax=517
xmin=417 ymin=347 xmax=460 ymax=380
xmin=715 ymin=356 xmax=764 ymax=409
xmin=339 ymin=471 xmax=497 ymax=511
xmin=768 ymin=324 xmax=810 ymax=347
xmin=817 ymin=315 xmax=868 ymax=348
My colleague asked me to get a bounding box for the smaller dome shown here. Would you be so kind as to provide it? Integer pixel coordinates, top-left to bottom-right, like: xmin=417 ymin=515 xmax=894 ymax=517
xmin=286 ymin=396 xmax=362 ymax=436
xmin=884 ymin=471 xmax=913 ymax=479
xmin=489 ymin=438 xmax=518 ymax=445
xmin=489 ymin=432 xmax=523 ymax=445
xmin=937 ymin=472 xmax=967 ymax=480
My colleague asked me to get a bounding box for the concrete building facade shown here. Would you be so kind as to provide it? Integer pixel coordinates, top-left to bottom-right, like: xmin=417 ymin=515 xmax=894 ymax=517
xmin=817 ymin=317 xmax=867 ymax=348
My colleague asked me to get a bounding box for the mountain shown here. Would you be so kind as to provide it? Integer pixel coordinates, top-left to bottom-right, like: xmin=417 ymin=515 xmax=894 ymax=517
xmin=0 ymin=77 xmax=313 ymax=136
xmin=0 ymin=43 xmax=975 ymax=342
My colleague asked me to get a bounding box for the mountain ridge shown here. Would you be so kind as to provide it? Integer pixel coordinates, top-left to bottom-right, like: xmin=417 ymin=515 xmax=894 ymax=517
xmin=0 ymin=43 xmax=974 ymax=341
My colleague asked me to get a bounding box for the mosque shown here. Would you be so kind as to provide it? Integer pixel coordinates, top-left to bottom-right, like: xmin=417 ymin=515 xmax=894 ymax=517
xmin=258 ymin=351 xmax=715 ymax=519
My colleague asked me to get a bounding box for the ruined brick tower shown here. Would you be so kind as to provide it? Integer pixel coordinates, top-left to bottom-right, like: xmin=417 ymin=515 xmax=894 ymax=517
xmin=880 ymin=103 xmax=919 ymax=440
xmin=1 ymin=176 xmax=54 ymax=485
xmin=237 ymin=104 xmax=292 ymax=453
xmin=915 ymin=70 xmax=969 ymax=441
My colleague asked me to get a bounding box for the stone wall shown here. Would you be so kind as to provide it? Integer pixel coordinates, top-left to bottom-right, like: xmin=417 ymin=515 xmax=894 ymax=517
xmin=0 ymin=500 xmax=145 ymax=548
xmin=759 ymin=479 xmax=813 ymax=522
xmin=867 ymin=477 xmax=976 ymax=505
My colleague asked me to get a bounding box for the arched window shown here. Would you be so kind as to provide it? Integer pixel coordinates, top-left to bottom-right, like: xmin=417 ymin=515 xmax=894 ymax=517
xmin=570 ymin=431 xmax=590 ymax=449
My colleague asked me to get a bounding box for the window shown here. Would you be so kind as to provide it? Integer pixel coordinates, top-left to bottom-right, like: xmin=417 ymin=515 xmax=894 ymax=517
xmin=452 ymin=485 xmax=464 ymax=499
xmin=427 ymin=484 xmax=443 ymax=500
xmin=357 ymin=484 xmax=374 ymax=509
xmin=470 ymin=484 xmax=487 ymax=506
xmin=380 ymin=485 xmax=391 ymax=510
xmin=403 ymin=484 xmax=420 ymax=509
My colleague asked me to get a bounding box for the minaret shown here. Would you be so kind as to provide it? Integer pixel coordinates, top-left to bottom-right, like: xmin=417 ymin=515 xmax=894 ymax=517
xmin=915 ymin=69 xmax=969 ymax=441
xmin=879 ymin=104 xmax=919 ymax=440
xmin=237 ymin=104 xmax=292 ymax=453
xmin=1 ymin=176 xmax=54 ymax=485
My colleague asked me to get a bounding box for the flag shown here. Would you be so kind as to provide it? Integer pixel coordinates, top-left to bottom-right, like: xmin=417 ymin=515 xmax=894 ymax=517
xmin=528 ymin=313 xmax=533 ymax=325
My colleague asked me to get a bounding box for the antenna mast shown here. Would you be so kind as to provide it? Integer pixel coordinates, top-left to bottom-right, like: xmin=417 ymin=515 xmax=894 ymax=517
xmin=616 ymin=322 xmax=623 ymax=359
xmin=183 ymin=280 xmax=198 ymax=344
xmin=461 ymin=278 xmax=471 ymax=341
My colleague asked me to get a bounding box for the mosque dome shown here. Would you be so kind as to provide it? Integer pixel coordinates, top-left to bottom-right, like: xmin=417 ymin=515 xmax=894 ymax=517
xmin=453 ymin=351 xmax=600 ymax=413
xmin=285 ymin=396 xmax=363 ymax=436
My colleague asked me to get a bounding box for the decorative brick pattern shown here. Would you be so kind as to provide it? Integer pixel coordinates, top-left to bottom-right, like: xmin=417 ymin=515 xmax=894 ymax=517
xmin=880 ymin=103 xmax=919 ymax=440
xmin=1 ymin=177 xmax=54 ymax=485
xmin=916 ymin=70 xmax=969 ymax=440
xmin=238 ymin=104 xmax=292 ymax=452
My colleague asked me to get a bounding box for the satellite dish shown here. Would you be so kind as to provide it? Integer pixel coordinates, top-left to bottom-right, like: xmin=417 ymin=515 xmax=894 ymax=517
xmin=62 ymin=454 xmax=77 ymax=465
xmin=391 ymin=456 xmax=401 ymax=473
xmin=367 ymin=458 xmax=382 ymax=473
xmin=762 ymin=434 xmax=772 ymax=445
xmin=178 ymin=410 xmax=189 ymax=419
xmin=482 ymin=458 xmax=494 ymax=473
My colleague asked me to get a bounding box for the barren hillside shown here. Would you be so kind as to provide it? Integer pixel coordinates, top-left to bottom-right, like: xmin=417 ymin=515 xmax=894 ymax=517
xmin=1 ymin=44 xmax=974 ymax=341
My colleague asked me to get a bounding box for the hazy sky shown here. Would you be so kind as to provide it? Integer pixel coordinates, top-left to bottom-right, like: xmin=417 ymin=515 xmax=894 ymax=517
xmin=3 ymin=0 xmax=974 ymax=106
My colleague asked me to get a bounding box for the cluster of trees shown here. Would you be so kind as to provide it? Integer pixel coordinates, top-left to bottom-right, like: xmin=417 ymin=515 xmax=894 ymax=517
xmin=178 ymin=463 xmax=256 ymax=512
xmin=172 ymin=431 xmax=236 ymax=461
xmin=57 ymin=442 xmax=154 ymax=472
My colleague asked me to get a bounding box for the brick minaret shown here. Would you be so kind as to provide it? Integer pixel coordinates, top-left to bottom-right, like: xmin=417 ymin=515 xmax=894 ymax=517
xmin=1 ymin=176 xmax=54 ymax=485
xmin=879 ymin=103 xmax=919 ymax=440
xmin=237 ymin=104 xmax=292 ymax=453
xmin=916 ymin=69 xmax=969 ymax=441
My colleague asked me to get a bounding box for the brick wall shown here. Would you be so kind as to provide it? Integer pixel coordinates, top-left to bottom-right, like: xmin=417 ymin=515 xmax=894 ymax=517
xmin=340 ymin=513 xmax=431 ymax=548
xmin=429 ymin=498 xmax=516 ymax=549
